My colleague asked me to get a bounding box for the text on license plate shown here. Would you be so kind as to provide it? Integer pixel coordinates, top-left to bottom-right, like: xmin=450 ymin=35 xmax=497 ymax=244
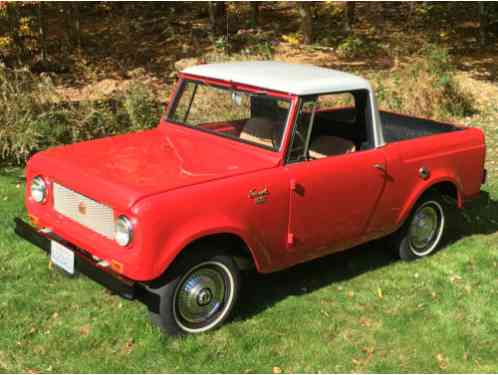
xmin=50 ymin=241 xmax=75 ymax=275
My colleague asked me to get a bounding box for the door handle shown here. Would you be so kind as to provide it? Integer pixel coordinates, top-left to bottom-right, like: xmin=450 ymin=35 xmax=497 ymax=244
xmin=373 ymin=163 xmax=386 ymax=172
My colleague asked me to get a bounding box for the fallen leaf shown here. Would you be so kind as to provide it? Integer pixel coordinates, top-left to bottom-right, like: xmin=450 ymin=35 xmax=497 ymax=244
xmin=436 ymin=353 xmax=448 ymax=369
xmin=449 ymin=275 xmax=462 ymax=284
xmin=359 ymin=317 xmax=371 ymax=328
xmin=377 ymin=287 xmax=384 ymax=299
xmin=272 ymin=366 xmax=282 ymax=374
xmin=362 ymin=346 xmax=375 ymax=358
xmin=122 ymin=338 xmax=134 ymax=354
xmin=79 ymin=324 xmax=91 ymax=337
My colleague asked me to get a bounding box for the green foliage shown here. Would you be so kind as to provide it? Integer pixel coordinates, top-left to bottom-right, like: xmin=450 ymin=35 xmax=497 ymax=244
xmin=370 ymin=45 xmax=474 ymax=120
xmin=0 ymin=66 xmax=61 ymax=164
xmin=123 ymin=81 xmax=162 ymax=131
xmin=336 ymin=35 xmax=382 ymax=60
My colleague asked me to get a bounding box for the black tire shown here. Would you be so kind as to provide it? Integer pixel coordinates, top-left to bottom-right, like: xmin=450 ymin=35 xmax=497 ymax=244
xmin=145 ymin=249 xmax=240 ymax=336
xmin=392 ymin=191 xmax=447 ymax=261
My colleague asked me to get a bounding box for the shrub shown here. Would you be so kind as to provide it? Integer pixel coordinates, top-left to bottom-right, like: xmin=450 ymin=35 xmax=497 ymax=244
xmin=0 ymin=65 xmax=162 ymax=165
xmin=0 ymin=66 xmax=64 ymax=164
xmin=122 ymin=81 xmax=162 ymax=131
xmin=369 ymin=45 xmax=474 ymax=120
xmin=336 ymin=35 xmax=382 ymax=60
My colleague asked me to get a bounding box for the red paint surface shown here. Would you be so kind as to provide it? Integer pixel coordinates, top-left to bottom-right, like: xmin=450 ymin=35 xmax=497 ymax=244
xmin=24 ymin=74 xmax=486 ymax=282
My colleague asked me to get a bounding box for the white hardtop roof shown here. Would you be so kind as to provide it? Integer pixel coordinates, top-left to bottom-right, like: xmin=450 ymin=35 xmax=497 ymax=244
xmin=182 ymin=61 xmax=371 ymax=96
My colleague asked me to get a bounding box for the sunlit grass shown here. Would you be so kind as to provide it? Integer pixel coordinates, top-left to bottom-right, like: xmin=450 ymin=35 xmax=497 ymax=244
xmin=0 ymin=149 xmax=497 ymax=373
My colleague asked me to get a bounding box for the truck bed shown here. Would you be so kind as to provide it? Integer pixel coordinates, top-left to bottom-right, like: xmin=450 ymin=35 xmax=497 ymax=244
xmin=380 ymin=111 xmax=462 ymax=143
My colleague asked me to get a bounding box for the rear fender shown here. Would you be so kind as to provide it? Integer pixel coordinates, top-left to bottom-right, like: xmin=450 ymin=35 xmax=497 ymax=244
xmin=397 ymin=174 xmax=463 ymax=227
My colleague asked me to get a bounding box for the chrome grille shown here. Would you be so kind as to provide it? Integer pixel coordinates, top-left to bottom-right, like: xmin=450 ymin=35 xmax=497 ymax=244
xmin=52 ymin=183 xmax=114 ymax=240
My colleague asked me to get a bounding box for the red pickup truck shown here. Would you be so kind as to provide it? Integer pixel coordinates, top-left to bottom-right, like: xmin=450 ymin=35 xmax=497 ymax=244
xmin=16 ymin=61 xmax=486 ymax=336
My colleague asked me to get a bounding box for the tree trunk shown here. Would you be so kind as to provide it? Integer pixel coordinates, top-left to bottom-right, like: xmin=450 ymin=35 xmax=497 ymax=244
xmin=37 ymin=2 xmax=47 ymax=64
xmin=72 ymin=3 xmax=81 ymax=50
xmin=6 ymin=3 xmax=22 ymax=63
xmin=250 ymin=2 xmax=259 ymax=28
xmin=208 ymin=2 xmax=226 ymax=36
xmin=479 ymin=2 xmax=488 ymax=47
xmin=298 ymin=3 xmax=313 ymax=45
xmin=344 ymin=2 xmax=355 ymax=33
xmin=409 ymin=2 xmax=416 ymax=18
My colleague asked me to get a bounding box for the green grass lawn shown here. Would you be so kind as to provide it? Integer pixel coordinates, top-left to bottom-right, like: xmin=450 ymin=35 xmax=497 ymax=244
xmin=1 ymin=88 xmax=498 ymax=372
xmin=0 ymin=167 xmax=496 ymax=373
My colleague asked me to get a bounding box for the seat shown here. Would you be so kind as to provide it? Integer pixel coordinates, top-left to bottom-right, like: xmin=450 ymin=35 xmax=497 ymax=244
xmin=240 ymin=117 xmax=275 ymax=148
xmin=308 ymin=135 xmax=356 ymax=159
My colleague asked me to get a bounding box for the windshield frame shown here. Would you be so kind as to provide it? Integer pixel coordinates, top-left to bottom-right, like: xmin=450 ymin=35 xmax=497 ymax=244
xmin=165 ymin=77 xmax=293 ymax=153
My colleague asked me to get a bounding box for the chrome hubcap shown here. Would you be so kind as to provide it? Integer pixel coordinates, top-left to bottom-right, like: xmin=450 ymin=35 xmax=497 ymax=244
xmin=409 ymin=205 xmax=439 ymax=252
xmin=176 ymin=266 xmax=226 ymax=324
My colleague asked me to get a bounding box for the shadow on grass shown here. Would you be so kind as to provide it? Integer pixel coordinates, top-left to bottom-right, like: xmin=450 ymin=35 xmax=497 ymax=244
xmin=235 ymin=190 xmax=498 ymax=321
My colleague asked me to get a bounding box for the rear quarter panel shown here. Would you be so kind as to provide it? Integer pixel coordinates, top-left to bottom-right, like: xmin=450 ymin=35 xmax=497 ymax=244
xmin=385 ymin=127 xmax=485 ymax=226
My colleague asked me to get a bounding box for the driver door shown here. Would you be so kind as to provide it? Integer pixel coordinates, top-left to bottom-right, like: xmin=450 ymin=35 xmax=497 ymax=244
xmin=285 ymin=94 xmax=387 ymax=259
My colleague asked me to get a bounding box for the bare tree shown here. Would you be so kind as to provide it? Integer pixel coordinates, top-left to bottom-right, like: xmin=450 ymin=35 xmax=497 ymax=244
xmin=6 ymin=3 xmax=22 ymax=63
xmin=72 ymin=3 xmax=81 ymax=50
xmin=208 ymin=2 xmax=226 ymax=36
xmin=479 ymin=2 xmax=488 ymax=47
xmin=298 ymin=3 xmax=313 ymax=45
xmin=37 ymin=2 xmax=47 ymax=64
xmin=344 ymin=2 xmax=356 ymax=33
xmin=250 ymin=2 xmax=259 ymax=28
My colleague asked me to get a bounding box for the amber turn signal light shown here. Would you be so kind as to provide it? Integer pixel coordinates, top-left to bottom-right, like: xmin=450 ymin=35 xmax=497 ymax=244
xmin=111 ymin=260 xmax=124 ymax=274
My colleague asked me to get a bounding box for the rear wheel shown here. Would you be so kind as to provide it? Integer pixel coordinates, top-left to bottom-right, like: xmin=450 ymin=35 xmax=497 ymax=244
xmin=146 ymin=250 xmax=240 ymax=336
xmin=393 ymin=192 xmax=446 ymax=261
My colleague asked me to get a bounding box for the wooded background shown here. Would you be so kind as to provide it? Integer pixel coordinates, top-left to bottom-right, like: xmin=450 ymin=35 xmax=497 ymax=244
xmin=1 ymin=2 xmax=498 ymax=165
xmin=1 ymin=2 xmax=497 ymax=74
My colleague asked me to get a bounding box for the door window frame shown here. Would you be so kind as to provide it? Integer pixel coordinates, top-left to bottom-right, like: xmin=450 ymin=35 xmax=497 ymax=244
xmin=285 ymin=89 xmax=375 ymax=165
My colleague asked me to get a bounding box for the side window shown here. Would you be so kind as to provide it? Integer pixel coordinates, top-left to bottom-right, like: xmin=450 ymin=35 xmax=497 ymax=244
xmin=316 ymin=93 xmax=356 ymax=123
xmin=287 ymin=99 xmax=316 ymax=163
xmin=287 ymin=91 xmax=370 ymax=163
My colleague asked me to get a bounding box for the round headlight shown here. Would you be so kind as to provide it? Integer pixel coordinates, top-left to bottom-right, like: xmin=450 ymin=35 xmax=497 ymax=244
xmin=115 ymin=216 xmax=133 ymax=247
xmin=30 ymin=176 xmax=47 ymax=203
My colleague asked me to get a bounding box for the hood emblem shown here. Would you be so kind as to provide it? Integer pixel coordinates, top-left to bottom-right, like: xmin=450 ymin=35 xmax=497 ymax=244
xmin=248 ymin=187 xmax=269 ymax=204
xmin=78 ymin=202 xmax=87 ymax=215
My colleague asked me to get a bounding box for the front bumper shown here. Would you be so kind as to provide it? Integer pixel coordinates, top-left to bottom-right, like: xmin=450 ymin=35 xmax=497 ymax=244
xmin=14 ymin=218 xmax=138 ymax=300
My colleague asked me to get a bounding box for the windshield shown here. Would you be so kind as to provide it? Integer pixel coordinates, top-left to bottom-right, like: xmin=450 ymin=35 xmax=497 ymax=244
xmin=167 ymin=80 xmax=291 ymax=151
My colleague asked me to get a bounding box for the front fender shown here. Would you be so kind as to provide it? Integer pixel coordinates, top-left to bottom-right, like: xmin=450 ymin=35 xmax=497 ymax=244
xmin=152 ymin=214 xmax=271 ymax=279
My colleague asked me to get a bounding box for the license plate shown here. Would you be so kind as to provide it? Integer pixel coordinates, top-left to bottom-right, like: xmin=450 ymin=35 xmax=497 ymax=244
xmin=50 ymin=241 xmax=75 ymax=275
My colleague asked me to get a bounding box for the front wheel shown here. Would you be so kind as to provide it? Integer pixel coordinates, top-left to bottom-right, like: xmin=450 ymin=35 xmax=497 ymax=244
xmin=146 ymin=251 xmax=240 ymax=336
xmin=393 ymin=192 xmax=447 ymax=261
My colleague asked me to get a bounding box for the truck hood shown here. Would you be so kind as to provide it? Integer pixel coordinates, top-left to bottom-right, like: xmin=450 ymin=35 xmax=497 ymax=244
xmin=28 ymin=123 xmax=280 ymax=211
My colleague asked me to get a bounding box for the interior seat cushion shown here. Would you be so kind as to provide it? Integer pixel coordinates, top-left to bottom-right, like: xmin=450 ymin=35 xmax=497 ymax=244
xmin=240 ymin=117 xmax=275 ymax=147
xmin=309 ymin=135 xmax=356 ymax=159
